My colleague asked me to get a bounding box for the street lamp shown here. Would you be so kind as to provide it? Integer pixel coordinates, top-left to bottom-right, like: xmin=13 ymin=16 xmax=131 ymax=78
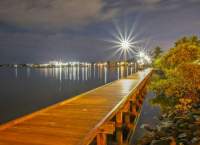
xmin=106 ymin=23 xmax=141 ymax=63
xmin=120 ymin=40 xmax=131 ymax=62
xmin=120 ymin=40 xmax=130 ymax=51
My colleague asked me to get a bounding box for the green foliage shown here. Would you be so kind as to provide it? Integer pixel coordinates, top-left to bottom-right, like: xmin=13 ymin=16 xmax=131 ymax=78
xmin=156 ymin=36 xmax=200 ymax=70
xmin=150 ymin=36 xmax=200 ymax=112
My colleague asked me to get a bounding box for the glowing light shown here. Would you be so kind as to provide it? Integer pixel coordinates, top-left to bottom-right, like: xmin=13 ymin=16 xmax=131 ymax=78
xmin=121 ymin=40 xmax=130 ymax=50
xmin=136 ymin=50 xmax=152 ymax=64
xmin=138 ymin=51 xmax=145 ymax=58
xmin=103 ymin=62 xmax=108 ymax=66
xmin=106 ymin=22 xmax=142 ymax=61
xmin=137 ymin=59 xmax=144 ymax=65
xmin=144 ymin=55 xmax=151 ymax=63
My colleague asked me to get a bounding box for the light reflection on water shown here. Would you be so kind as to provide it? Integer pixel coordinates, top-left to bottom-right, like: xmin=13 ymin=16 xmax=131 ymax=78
xmin=0 ymin=66 xmax=137 ymax=124
xmin=17 ymin=66 xmax=137 ymax=83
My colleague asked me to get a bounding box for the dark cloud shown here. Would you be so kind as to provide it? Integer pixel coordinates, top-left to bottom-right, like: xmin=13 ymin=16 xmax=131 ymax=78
xmin=0 ymin=0 xmax=199 ymax=29
xmin=0 ymin=0 xmax=118 ymax=29
xmin=109 ymin=0 xmax=200 ymax=13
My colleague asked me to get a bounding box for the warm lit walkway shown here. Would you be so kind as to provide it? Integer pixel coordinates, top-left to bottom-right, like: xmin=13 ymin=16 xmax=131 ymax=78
xmin=0 ymin=68 xmax=152 ymax=145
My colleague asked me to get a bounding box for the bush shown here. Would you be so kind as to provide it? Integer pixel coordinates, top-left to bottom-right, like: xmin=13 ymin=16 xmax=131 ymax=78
xmin=150 ymin=36 xmax=200 ymax=112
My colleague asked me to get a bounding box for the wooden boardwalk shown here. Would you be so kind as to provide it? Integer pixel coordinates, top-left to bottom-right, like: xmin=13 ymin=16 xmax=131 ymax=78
xmin=0 ymin=68 xmax=153 ymax=145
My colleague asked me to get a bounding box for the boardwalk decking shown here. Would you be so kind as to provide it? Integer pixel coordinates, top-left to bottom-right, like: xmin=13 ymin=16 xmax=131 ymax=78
xmin=0 ymin=68 xmax=152 ymax=145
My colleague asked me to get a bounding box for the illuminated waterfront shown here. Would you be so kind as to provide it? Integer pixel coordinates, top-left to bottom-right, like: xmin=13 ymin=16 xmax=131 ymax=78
xmin=0 ymin=66 xmax=137 ymax=124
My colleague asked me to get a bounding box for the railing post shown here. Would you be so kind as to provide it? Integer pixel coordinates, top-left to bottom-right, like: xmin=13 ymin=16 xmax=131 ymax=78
xmin=124 ymin=112 xmax=130 ymax=128
xmin=131 ymin=102 xmax=138 ymax=117
xmin=116 ymin=111 xmax=123 ymax=145
xmin=138 ymin=86 xmax=147 ymax=106
xmin=130 ymin=93 xmax=139 ymax=117
xmin=97 ymin=121 xmax=115 ymax=145
xmin=124 ymin=102 xmax=131 ymax=129
xmin=136 ymin=95 xmax=142 ymax=109
xmin=97 ymin=133 xmax=107 ymax=145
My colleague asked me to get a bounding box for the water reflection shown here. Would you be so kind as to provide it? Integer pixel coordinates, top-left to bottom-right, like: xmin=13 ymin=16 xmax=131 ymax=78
xmin=26 ymin=68 xmax=31 ymax=78
xmin=15 ymin=68 xmax=18 ymax=78
xmin=14 ymin=66 xmax=137 ymax=83
xmin=104 ymin=67 xmax=107 ymax=84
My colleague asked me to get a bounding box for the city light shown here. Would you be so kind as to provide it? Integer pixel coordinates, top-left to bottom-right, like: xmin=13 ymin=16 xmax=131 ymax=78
xmin=144 ymin=55 xmax=151 ymax=63
xmin=136 ymin=51 xmax=152 ymax=65
xmin=138 ymin=51 xmax=145 ymax=58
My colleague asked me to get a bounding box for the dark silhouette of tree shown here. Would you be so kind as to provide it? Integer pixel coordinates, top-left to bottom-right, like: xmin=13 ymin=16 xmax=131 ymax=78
xmin=152 ymin=46 xmax=163 ymax=59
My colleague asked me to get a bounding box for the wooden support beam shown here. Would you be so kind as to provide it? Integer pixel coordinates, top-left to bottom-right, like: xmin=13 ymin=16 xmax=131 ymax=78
xmin=124 ymin=112 xmax=131 ymax=129
xmin=97 ymin=133 xmax=107 ymax=145
xmin=115 ymin=111 xmax=123 ymax=145
xmin=129 ymin=100 xmax=138 ymax=116
xmin=138 ymin=95 xmax=143 ymax=102
xmin=116 ymin=111 xmax=123 ymax=128
xmin=116 ymin=128 xmax=123 ymax=145
xmin=97 ymin=122 xmax=115 ymax=145
xmin=121 ymin=101 xmax=130 ymax=112
xmin=130 ymin=96 xmax=136 ymax=103
xmin=136 ymin=98 xmax=142 ymax=108
xmin=132 ymin=107 xmax=138 ymax=117
xmin=138 ymin=96 xmax=144 ymax=104
xmin=98 ymin=121 xmax=115 ymax=134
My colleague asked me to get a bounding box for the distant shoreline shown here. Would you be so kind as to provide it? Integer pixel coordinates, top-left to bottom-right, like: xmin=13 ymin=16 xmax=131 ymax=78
xmin=0 ymin=61 xmax=140 ymax=68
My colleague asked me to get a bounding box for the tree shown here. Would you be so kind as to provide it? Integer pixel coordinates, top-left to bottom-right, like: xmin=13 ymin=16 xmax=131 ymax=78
xmin=152 ymin=46 xmax=163 ymax=59
xmin=150 ymin=36 xmax=200 ymax=112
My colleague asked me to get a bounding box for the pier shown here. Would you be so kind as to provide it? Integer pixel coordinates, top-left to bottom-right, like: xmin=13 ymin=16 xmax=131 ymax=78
xmin=0 ymin=68 xmax=153 ymax=145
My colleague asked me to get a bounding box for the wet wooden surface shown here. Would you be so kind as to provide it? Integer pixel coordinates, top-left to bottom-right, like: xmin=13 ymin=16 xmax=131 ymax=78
xmin=0 ymin=68 xmax=152 ymax=145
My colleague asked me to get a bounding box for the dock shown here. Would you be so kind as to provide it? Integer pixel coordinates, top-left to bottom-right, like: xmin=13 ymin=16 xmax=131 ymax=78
xmin=0 ymin=68 xmax=153 ymax=145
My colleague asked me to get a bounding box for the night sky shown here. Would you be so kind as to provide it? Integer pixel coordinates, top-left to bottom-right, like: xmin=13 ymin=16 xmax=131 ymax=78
xmin=0 ymin=0 xmax=200 ymax=63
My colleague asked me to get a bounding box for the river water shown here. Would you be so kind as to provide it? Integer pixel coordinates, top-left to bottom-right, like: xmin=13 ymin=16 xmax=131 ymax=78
xmin=0 ymin=66 xmax=137 ymax=124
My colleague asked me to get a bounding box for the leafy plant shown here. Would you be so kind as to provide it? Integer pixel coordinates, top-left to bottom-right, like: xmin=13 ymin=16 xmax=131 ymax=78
xmin=150 ymin=36 xmax=200 ymax=112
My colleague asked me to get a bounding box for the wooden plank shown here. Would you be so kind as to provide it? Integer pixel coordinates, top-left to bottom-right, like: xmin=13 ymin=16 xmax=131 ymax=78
xmin=0 ymin=131 xmax=80 ymax=145
xmin=0 ymin=68 xmax=153 ymax=145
